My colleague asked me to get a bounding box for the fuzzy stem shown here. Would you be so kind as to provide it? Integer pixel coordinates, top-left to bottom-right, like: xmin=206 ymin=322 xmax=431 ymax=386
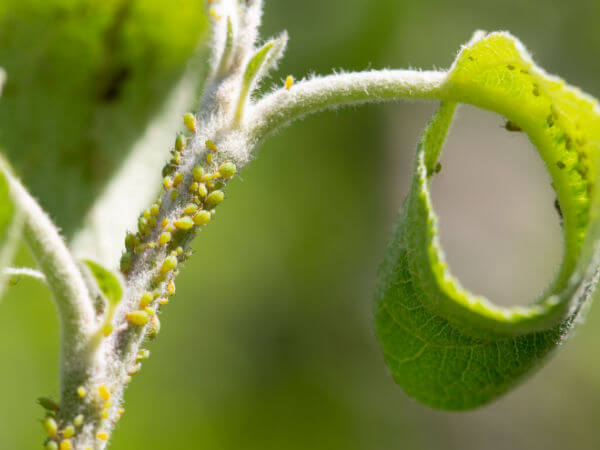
xmin=6 ymin=172 xmax=98 ymax=421
xmin=2 ymin=266 xmax=46 ymax=282
xmin=247 ymin=69 xmax=447 ymax=143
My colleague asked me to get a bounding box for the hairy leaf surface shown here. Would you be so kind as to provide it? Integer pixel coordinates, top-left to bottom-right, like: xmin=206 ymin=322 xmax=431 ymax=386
xmin=375 ymin=32 xmax=600 ymax=409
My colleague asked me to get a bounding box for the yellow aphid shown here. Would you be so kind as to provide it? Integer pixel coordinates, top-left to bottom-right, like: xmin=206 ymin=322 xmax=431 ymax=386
xmin=143 ymin=209 xmax=151 ymax=220
xmin=173 ymin=152 xmax=181 ymax=165
xmin=96 ymin=432 xmax=108 ymax=441
xmin=161 ymin=218 xmax=169 ymax=228
xmin=218 ymin=162 xmax=237 ymax=178
xmin=163 ymin=176 xmax=173 ymax=190
xmin=63 ymin=424 xmax=75 ymax=438
xmin=77 ymin=386 xmax=86 ymax=398
xmin=137 ymin=349 xmax=151 ymax=360
xmin=104 ymin=400 xmax=112 ymax=409
xmin=167 ymin=279 xmax=176 ymax=296
xmin=173 ymin=172 xmax=184 ymax=187
xmin=209 ymin=8 xmax=221 ymax=20
xmin=59 ymin=440 xmax=72 ymax=450
xmin=118 ymin=409 xmax=125 ymax=415
xmin=175 ymin=134 xmax=186 ymax=152
xmin=103 ymin=324 xmax=113 ymax=337
xmin=126 ymin=310 xmax=150 ymax=326
xmin=147 ymin=242 xmax=157 ymax=249
xmin=134 ymin=243 xmax=147 ymax=254
xmin=198 ymin=183 xmax=208 ymax=198
xmin=98 ymin=385 xmax=111 ymax=402
xmin=125 ymin=376 xmax=132 ymax=383
xmin=144 ymin=306 xmax=154 ymax=315
xmin=184 ymin=203 xmax=199 ymax=215
xmin=205 ymin=190 xmax=225 ymax=208
xmin=139 ymin=293 xmax=153 ymax=308
xmin=159 ymin=298 xmax=170 ymax=306
xmin=189 ymin=181 xmax=199 ymax=193
xmin=205 ymin=140 xmax=218 ymax=152
xmin=193 ymin=165 xmax=204 ymax=181
xmin=170 ymin=189 xmax=179 ymax=201
xmin=148 ymin=315 xmax=161 ymax=339
xmin=183 ymin=113 xmax=196 ymax=132
xmin=43 ymin=417 xmax=58 ymax=438
xmin=285 ymin=75 xmax=294 ymax=90
xmin=193 ymin=210 xmax=211 ymax=226
xmin=206 ymin=153 xmax=213 ymax=164
xmin=161 ymin=255 xmax=178 ymax=274
xmin=173 ymin=216 xmax=194 ymax=230
xmin=150 ymin=204 xmax=160 ymax=216
xmin=165 ymin=223 xmax=176 ymax=233
xmin=128 ymin=363 xmax=142 ymax=375
xmin=73 ymin=414 xmax=84 ymax=427
xmin=46 ymin=441 xmax=58 ymax=450
xmin=158 ymin=232 xmax=172 ymax=246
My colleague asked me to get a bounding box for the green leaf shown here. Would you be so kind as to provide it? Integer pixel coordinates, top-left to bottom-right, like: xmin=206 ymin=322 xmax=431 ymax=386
xmin=83 ymin=259 xmax=123 ymax=306
xmin=375 ymin=32 xmax=600 ymax=410
xmin=0 ymin=1 xmax=208 ymax=235
xmin=235 ymin=33 xmax=287 ymax=122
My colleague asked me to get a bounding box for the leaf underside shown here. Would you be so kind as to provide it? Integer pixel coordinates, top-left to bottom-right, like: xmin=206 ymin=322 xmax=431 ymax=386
xmin=375 ymin=32 xmax=600 ymax=410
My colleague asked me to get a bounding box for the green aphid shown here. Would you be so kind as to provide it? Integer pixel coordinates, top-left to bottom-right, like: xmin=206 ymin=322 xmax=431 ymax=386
xmin=120 ymin=252 xmax=133 ymax=273
xmin=73 ymin=414 xmax=84 ymax=427
xmin=124 ymin=233 xmax=138 ymax=250
xmin=174 ymin=216 xmax=194 ymax=230
xmin=161 ymin=255 xmax=178 ymax=274
xmin=37 ymin=397 xmax=60 ymax=413
xmin=63 ymin=424 xmax=75 ymax=439
xmin=218 ymin=162 xmax=237 ymax=178
xmin=43 ymin=416 xmax=58 ymax=438
xmin=45 ymin=441 xmax=58 ymax=450
xmin=205 ymin=190 xmax=225 ymax=208
xmin=193 ymin=165 xmax=204 ymax=182
xmin=138 ymin=217 xmax=149 ymax=234
xmin=184 ymin=113 xmax=196 ymax=132
xmin=504 ymin=120 xmax=522 ymax=132
xmin=175 ymin=134 xmax=186 ymax=152
xmin=150 ymin=204 xmax=160 ymax=216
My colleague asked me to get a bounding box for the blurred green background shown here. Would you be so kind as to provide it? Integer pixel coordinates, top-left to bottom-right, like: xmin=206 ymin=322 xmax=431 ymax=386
xmin=1 ymin=0 xmax=600 ymax=448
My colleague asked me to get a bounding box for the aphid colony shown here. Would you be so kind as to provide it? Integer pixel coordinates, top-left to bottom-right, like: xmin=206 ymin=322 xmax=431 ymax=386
xmin=121 ymin=115 xmax=236 ymax=339
xmin=41 ymin=383 xmax=125 ymax=448
xmin=55 ymin=112 xmax=237 ymax=444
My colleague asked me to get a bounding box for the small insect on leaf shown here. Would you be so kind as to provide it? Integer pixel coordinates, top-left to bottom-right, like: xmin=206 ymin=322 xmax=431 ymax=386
xmin=504 ymin=120 xmax=522 ymax=131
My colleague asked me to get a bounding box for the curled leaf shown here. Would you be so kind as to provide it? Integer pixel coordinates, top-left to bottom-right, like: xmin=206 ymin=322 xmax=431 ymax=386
xmin=375 ymin=32 xmax=600 ymax=409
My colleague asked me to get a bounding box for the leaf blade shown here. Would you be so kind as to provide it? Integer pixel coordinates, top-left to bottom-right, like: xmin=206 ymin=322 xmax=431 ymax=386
xmin=376 ymin=32 xmax=600 ymax=409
